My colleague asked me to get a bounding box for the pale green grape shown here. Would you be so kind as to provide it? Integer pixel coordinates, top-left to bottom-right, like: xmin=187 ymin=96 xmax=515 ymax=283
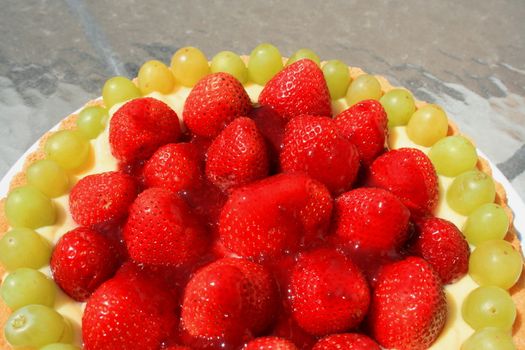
xmin=211 ymin=51 xmax=248 ymax=84
xmin=5 ymin=186 xmax=56 ymax=229
xmin=5 ymin=305 xmax=69 ymax=348
xmin=429 ymin=136 xmax=478 ymax=177
xmin=380 ymin=88 xmax=416 ymax=127
xmin=286 ymin=48 xmax=321 ymax=66
xmin=170 ymin=47 xmax=210 ymax=87
xmin=461 ymin=327 xmax=516 ymax=350
xmin=346 ymin=74 xmax=382 ymax=106
xmin=40 ymin=344 xmax=80 ymax=350
xmin=138 ymin=60 xmax=175 ymax=94
xmin=102 ymin=76 xmax=141 ymax=109
xmin=44 ymin=130 xmax=90 ymax=170
xmin=57 ymin=319 xmax=73 ymax=343
xmin=447 ymin=170 xmax=496 ymax=215
xmin=462 ymin=286 xmax=516 ymax=330
xmin=1 ymin=268 xmax=56 ymax=310
xmin=469 ymin=239 xmax=523 ymax=290
xmin=0 ymin=228 xmax=51 ymax=271
xmin=464 ymin=203 xmax=509 ymax=245
xmin=406 ymin=104 xmax=448 ymax=146
xmin=248 ymin=43 xmax=283 ymax=85
xmin=322 ymin=60 xmax=351 ymax=100
xmin=27 ymin=159 xmax=69 ymax=198
xmin=76 ymin=106 xmax=108 ymax=139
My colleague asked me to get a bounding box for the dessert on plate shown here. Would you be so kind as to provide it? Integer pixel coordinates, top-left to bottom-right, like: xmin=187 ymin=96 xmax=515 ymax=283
xmin=0 ymin=44 xmax=523 ymax=350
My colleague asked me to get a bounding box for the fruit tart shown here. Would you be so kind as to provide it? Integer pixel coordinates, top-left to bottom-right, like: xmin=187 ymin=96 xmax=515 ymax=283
xmin=0 ymin=44 xmax=523 ymax=350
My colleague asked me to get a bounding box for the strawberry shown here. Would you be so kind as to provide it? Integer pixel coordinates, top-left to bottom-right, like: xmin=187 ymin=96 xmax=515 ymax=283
xmin=82 ymin=263 xmax=178 ymax=350
xmin=181 ymin=179 xmax=228 ymax=231
xmin=143 ymin=142 xmax=203 ymax=192
xmin=183 ymin=72 xmax=252 ymax=138
xmin=259 ymin=59 xmax=331 ymax=120
xmin=165 ymin=346 xmax=192 ymax=350
xmin=181 ymin=258 xmax=277 ymax=349
xmin=368 ymin=257 xmax=447 ymax=350
xmin=288 ymin=248 xmax=370 ymax=336
xmin=409 ymin=216 xmax=470 ymax=284
xmin=270 ymin=312 xmax=317 ymax=350
xmin=206 ymin=117 xmax=269 ymax=191
xmin=334 ymin=99 xmax=388 ymax=166
xmin=332 ymin=187 xmax=410 ymax=255
xmin=69 ymin=171 xmax=137 ymax=228
xmin=110 ymin=97 xmax=181 ymax=162
xmin=249 ymin=105 xmax=287 ymax=162
xmin=367 ymin=148 xmax=439 ymax=216
xmin=50 ymin=227 xmax=119 ymax=301
xmin=123 ymin=187 xmax=209 ymax=266
xmin=312 ymin=334 xmax=381 ymax=350
xmin=280 ymin=115 xmax=360 ymax=194
xmin=244 ymin=337 xmax=298 ymax=350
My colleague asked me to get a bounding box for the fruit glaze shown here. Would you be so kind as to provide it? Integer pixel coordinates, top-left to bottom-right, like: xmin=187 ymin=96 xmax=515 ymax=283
xmin=0 ymin=44 xmax=523 ymax=350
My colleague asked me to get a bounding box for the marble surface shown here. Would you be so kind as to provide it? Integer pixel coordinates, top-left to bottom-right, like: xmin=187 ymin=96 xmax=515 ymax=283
xmin=0 ymin=0 xmax=524 ymax=198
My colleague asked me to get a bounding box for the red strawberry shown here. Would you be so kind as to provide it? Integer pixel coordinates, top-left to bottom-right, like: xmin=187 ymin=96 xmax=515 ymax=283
xmin=270 ymin=313 xmax=317 ymax=350
xmin=206 ymin=117 xmax=269 ymax=191
xmin=183 ymin=72 xmax=252 ymax=137
xmin=181 ymin=258 xmax=277 ymax=349
xmin=165 ymin=346 xmax=192 ymax=350
xmin=123 ymin=188 xmax=209 ymax=266
xmin=143 ymin=142 xmax=203 ymax=192
xmin=312 ymin=334 xmax=381 ymax=350
xmin=280 ymin=115 xmax=360 ymax=194
xmin=332 ymin=187 xmax=410 ymax=254
xmin=244 ymin=337 xmax=298 ymax=350
xmin=50 ymin=227 xmax=119 ymax=301
xmin=368 ymin=257 xmax=447 ymax=350
xmin=181 ymin=179 xmax=228 ymax=231
xmin=250 ymin=105 xmax=287 ymax=160
xmin=288 ymin=248 xmax=370 ymax=336
xmin=110 ymin=97 xmax=181 ymax=162
xmin=334 ymin=99 xmax=388 ymax=165
xmin=70 ymin=171 xmax=137 ymax=228
xmin=409 ymin=217 xmax=470 ymax=284
xmin=259 ymin=59 xmax=331 ymax=120
xmin=367 ymin=148 xmax=439 ymax=216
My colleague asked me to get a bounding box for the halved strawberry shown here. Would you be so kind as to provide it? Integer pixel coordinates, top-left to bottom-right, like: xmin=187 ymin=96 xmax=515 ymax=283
xmin=312 ymin=334 xmax=381 ymax=350
xmin=244 ymin=337 xmax=298 ymax=350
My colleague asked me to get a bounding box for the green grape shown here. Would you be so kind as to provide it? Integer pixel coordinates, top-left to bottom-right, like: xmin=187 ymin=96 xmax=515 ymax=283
xmin=248 ymin=43 xmax=283 ymax=85
xmin=462 ymin=286 xmax=516 ymax=330
xmin=322 ymin=60 xmax=351 ymax=100
xmin=461 ymin=327 xmax=516 ymax=350
xmin=138 ymin=60 xmax=175 ymax=95
xmin=0 ymin=228 xmax=51 ymax=271
xmin=429 ymin=136 xmax=478 ymax=177
xmin=380 ymin=89 xmax=416 ymax=127
xmin=406 ymin=104 xmax=448 ymax=146
xmin=346 ymin=74 xmax=382 ymax=106
xmin=469 ymin=239 xmax=523 ymax=290
xmin=464 ymin=203 xmax=509 ymax=245
xmin=27 ymin=159 xmax=69 ymax=198
xmin=211 ymin=51 xmax=248 ymax=84
xmin=44 ymin=130 xmax=90 ymax=170
xmin=76 ymin=106 xmax=108 ymax=139
xmin=5 ymin=305 xmax=69 ymax=348
xmin=170 ymin=46 xmax=210 ymax=87
xmin=40 ymin=344 xmax=81 ymax=350
xmin=447 ymin=170 xmax=496 ymax=215
xmin=102 ymin=76 xmax=141 ymax=109
xmin=286 ymin=48 xmax=321 ymax=66
xmin=57 ymin=318 xmax=74 ymax=344
xmin=1 ymin=268 xmax=56 ymax=310
xmin=5 ymin=186 xmax=56 ymax=229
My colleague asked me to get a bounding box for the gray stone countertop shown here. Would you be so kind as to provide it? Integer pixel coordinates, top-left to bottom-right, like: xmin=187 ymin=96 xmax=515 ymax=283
xmin=0 ymin=0 xmax=524 ymax=198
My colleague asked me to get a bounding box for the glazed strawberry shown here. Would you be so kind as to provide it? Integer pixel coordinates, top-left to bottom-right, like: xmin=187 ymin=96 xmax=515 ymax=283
xmin=270 ymin=313 xmax=317 ymax=350
xmin=259 ymin=59 xmax=331 ymax=120
xmin=183 ymin=72 xmax=252 ymax=138
xmin=123 ymin=187 xmax=209 ymax=266
xmin=334 ymin=99 xmax=388 ymax=165
xmin=288 ymin=248 xmax=370 ymax=336
xmin=206 ymin=117 xmax=269 ymax=191
xmin=280 ymin=115 xmax=360 ymax=194
xmin=409 ymin=216 xmax=470 ymax=284
xmin=50 ymin=227 xmax=119 ymax=301
xmin=367 ymin=148 xmax=439 ymax=216
xmin=332 ymin=187 xmax=410 ymax=255
xmin=110 ymin=97 xmax=181 ymax=162
xmin=70 ymin=171 xmax=137 ymax=228
xmin=143 ymin=142 xmax=202 ymax=192
xmin=164 ymin=346 xmax=192 ymax=350
xmin=368 ymin=257 xmax=447 ymax=350
xmin=244 ymin=337 xmax=298 ymax=350
xmin=312 ymin=334 xmax=381 ymax=350
xmin=249 ymin=105 xmax=286 ymax=168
